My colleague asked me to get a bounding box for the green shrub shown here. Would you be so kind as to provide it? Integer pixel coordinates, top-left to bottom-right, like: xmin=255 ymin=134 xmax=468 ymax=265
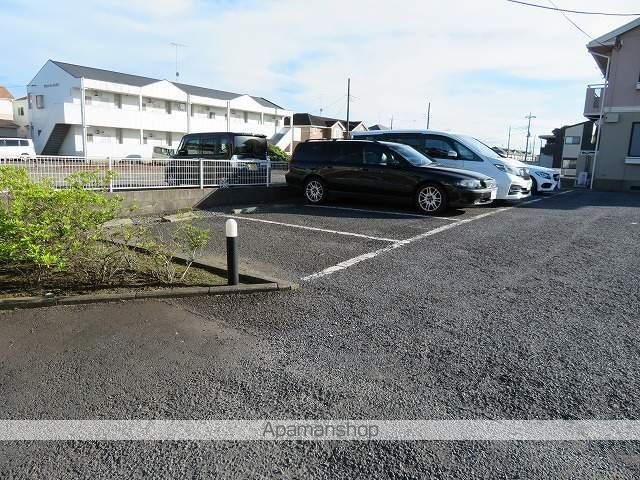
xmin=140 ymin=224 xmax=211 ymax=284
xmin=0 ymin=167 xmax=120 ymax=280
xmin=267 ymin=143 xmax=291 ymax=163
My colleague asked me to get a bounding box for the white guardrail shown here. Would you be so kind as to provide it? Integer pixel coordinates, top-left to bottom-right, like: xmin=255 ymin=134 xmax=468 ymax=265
xmin=0 ymin=156 xmax=289 ymax=191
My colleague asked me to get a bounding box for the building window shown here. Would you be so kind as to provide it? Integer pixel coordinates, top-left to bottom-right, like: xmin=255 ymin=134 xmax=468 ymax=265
xmin=143 ymin=136 xmax=148 ymax=145
xmin=243 ymin=111 xmax=249 ymax=123
xmin=114 ymin=94 xmax=122 ymax=109
xmin=629 ymin=122 xmax=640 ymax=157
xmin=85 ymin=94 xmax=92 ymax=105
xmin=116 ymin=128 xmax=123 ymax=145
xmin=166 ymin=100 xmax=172 ymax=115
xmin=18 ymin=107 xmax=24 ymax=116
xmin=27 ymin=94 xmax=32 ymax=109
xmin=178 ymin=103 xmax=186 ymax=112
xmin=564 ymin=136 xmax=581 ymax=145
xmin=87 ymin=133 xmax=93 ymax=143
xmin=35 ymin=95 xmax=45 ymax=109
xmin=190 ymin=104 xmax=195 ymax=117
xmin=208 ymin=111 xmax=216 ymax=120
xmin=166 ymin=132 xmax=172 ymax=147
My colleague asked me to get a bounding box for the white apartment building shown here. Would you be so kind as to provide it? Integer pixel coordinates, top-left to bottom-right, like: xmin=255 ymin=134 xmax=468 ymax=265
xmin=27 ymin=60 xmax=293 ymax=157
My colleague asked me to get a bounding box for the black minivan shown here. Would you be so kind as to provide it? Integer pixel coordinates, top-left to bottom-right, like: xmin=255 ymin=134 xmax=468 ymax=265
xmin=167 ymin=132 xmax=268 ymax=186
xmin=285 ymin=140 xmax=497 ymax=214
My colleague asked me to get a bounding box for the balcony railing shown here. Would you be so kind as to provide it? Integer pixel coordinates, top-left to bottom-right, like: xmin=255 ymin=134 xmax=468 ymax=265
xmin=584 ymin=84 xmax=605 ymax=117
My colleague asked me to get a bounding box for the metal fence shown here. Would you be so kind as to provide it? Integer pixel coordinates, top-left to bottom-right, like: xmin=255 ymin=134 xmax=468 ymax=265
xmin=0 ymin=156 xmax=287 ymax=191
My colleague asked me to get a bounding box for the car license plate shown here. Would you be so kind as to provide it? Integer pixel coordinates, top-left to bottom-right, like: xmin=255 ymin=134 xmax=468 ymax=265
xmin=247 ymin=164 xmax=257 ymax=171
xmin=490 ymin=189 xmax=497 ymax=200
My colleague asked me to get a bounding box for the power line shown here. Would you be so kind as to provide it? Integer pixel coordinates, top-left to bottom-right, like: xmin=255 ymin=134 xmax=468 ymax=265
xmin=315 ymin=94 xmax=347 ymax=115
xmin=506 ymin=0 xmax=640 ymax=16
xmin=546 ymin=0 xmax=596 ymax=39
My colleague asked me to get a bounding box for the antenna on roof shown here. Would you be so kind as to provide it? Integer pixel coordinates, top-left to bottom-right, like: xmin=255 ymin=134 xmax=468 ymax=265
xmin=170 ymin=42 xmax=187 ymax=81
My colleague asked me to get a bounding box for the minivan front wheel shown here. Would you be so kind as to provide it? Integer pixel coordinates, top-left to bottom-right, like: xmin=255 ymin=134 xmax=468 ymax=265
xmin=415 ymin=184 xmax=447 ymax=214
xmin=304 ymin=178 xmax=326 ymax=203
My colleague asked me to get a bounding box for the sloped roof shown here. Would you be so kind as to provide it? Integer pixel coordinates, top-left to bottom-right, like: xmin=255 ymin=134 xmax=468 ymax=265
xmin=0 ymin=86 xmax=14 ymax=99
xmin=49 ymin=60 xmax=284 ymax=108
xmin=587 ymin=17 xmax=640 ymax=73
xmin=290 ymin=113 xmax=363 ymax=129
xmin=52 ymin=61 xmax=158 ymax=87
xmin=0 ymin=119 xmax=19 ymax=129
xmin=588 ymin=16 xmax=640 ymax=49
xmin=368 ymin=124 xmax=389 ymax=131
xmin=252 ymin=97 xmax=282 ymax=109
xmin=173 ymin=82 xmax=283 ymax=109
xmin=172 ymin=82 xmax=241 ymax=101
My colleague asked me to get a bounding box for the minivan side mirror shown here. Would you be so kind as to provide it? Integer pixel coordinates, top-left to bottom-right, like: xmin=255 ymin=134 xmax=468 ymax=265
xmin=447 ymin=150 xmax=458 ymax=158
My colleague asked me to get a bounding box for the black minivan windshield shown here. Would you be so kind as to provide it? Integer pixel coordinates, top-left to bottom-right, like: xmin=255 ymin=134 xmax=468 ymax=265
xmin=384 ymin=142 xmax=434 ymax=166
xmin=234 ymin=135 xmax=267 ymax=158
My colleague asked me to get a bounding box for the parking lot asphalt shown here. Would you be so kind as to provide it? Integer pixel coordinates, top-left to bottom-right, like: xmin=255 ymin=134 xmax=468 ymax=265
xmin=2 ymin=189 xmax=640 ymax=478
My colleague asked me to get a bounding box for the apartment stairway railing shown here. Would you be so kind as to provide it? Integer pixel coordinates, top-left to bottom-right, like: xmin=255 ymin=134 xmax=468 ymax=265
xmin=41 ymin=123 xmax=71 ymax=155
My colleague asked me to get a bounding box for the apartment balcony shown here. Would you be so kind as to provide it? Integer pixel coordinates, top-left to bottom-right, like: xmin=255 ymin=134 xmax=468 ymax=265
xmin=584 ymin=84 xmax=605 ymax=118
xmin=190 ymin=116 xmax=229 ymax=134
xmin=189 ymin=116 xmax=287 ymax=140
xmin=85 ymin=106 xmax=141 ymax=129
xmin=142 ymin=110 xmax=188 ymax=133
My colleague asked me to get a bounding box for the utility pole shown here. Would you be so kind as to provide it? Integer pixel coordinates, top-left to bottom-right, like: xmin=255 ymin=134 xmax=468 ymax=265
xmin=390 ymin=116 xmax=394 ymax=130
xmin=170 ymin=42 xmax=187 ymax=81
xmin=524 ymin=113 xmax=536 ymax=162
xmin=426 ymin=101 xmax=431 ymax=130
xmin=345 ymin=78 xmax=351 ymax=139
xmin=507 ymin=125 xmax=512 ymax=155
xmin=531 ymin=134 xmax=537 ymax=162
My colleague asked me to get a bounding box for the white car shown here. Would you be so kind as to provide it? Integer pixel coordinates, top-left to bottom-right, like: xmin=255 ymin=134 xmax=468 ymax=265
xmin=527 ymin=164 xmax=561 ymax=194
xmin=353 ymin=130 xmax=532 ymax=200
xmin=0 ymin=138 xmax=36 ymax=158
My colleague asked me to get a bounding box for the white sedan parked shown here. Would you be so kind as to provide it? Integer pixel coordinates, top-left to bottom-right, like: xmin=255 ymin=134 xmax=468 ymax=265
xmin=528 ymin=165 xmax=560 ymax=194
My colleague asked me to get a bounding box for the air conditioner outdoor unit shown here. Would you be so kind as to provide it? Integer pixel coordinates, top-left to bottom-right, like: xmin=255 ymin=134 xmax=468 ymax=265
xmin=576 ymin=172 xmax=589 ymax=187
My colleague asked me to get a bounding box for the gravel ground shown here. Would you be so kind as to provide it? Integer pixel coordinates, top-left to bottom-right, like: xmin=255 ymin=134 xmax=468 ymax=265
xmin=1 ymin=190 xmax=640 ymax=478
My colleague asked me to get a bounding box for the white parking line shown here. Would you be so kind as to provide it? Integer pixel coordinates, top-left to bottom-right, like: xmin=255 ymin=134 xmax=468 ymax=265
xmin=305 ymin=204 xmax=459 ymax=221
xmin=302 ymin=190 xmax=575 ymax=281
xmin=213 ymin=213 xmax=402 ymax=243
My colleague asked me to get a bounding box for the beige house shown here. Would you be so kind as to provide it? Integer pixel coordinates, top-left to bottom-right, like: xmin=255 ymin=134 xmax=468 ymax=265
xmin=584 ymin=17 xmax=640 ymax=190
xmin=287 ymin=113 xmax=367 ymax=151
xmin=0 ymin=86 xmax=20 ymax=137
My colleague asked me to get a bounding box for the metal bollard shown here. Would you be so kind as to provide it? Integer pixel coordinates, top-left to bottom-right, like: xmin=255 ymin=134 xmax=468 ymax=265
xmin=225 ymin=219 xmax=239 ymax=286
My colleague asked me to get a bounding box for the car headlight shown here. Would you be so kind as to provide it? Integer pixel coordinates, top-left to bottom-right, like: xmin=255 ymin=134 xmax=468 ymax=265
xmin=457 ymin=178 xmax=482 ymax=189
xmin=534 ymin=171 xmax=551 ymax=180
xmin=494 ymin=163 xmax=517 ymax=175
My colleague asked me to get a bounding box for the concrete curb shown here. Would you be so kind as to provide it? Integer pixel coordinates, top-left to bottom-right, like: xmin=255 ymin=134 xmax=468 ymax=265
xmin=112 ymin=242 xmax=299 ymax=291
xmin=0 ymin=244 xmax=298 ymax=310
xmin=161 ymin=211 xmax=199 ymax=223
xmin=0 ymin=283 xmax=284 ymax=310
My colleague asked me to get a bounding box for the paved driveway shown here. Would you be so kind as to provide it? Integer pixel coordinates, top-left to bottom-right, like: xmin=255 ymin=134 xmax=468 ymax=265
xmin=2 ymin=190 xmax=640 ymax=478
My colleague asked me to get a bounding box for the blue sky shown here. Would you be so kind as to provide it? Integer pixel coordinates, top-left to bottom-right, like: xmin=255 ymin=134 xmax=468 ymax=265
xmin=2 ymin=0 xmax=636 ymax=147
